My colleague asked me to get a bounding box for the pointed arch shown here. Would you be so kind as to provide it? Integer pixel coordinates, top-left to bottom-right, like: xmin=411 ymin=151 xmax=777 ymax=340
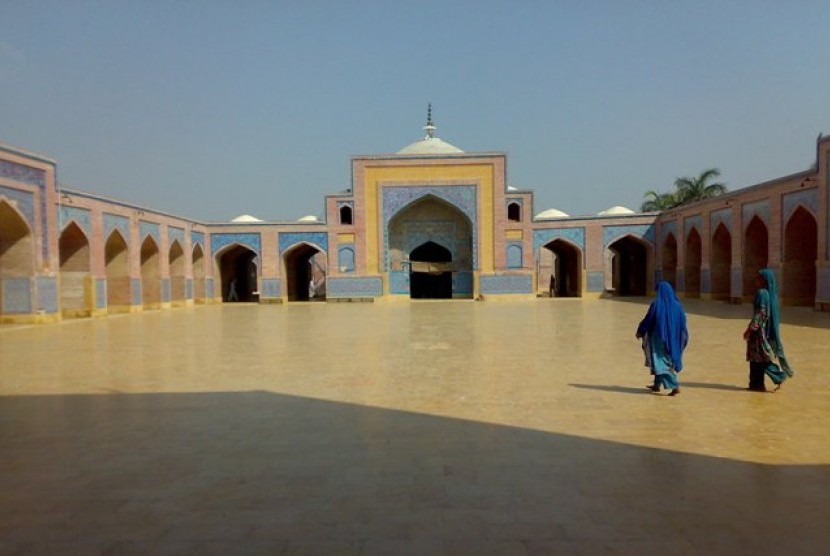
xmin=192 ymin=243 xmax=206 ymax=300
xmin=662 ymin=232 xmax=678 ymax=289
xmin=140 ymin=235 xmax=161 ymax=308
xmin=742 ymin=216 xmax=768 ymax=299
xmin=215 ymin=243 xmax=259 ymax=302
xmin=169 ymin=239 xmax=186 ymax=303
xmin=684 ymin=228 xmax=702 ymax=298
xmin=783 ymin=206 xmax=817 ymax=305
xmin=283 ymin=241 xmax=327 ymax=301
xmin=104 ymin=230 xmax=130 ymax=309
xmin=59 ymin=221 xmax=91 ymax=317
xmin=711 ymin=223 xmax=732 ymax=300
xmin=0 ymin=198 xmax=35 ymax=277
xmin=507 ymin=202 xmax=522 ymax=222
xmin=541 ymin=237 xmax=583 ymax=297
xmin=606 ymin=234 xmax=652 ymax=296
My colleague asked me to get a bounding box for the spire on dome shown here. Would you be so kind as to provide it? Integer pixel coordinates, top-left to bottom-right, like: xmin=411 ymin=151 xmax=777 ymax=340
xmin=423 ymin=103 xmax=436 ymax=139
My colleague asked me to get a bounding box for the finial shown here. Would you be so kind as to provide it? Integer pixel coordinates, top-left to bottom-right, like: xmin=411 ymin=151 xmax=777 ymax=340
xmin=423 ymin=103 xmax=436 ymax=139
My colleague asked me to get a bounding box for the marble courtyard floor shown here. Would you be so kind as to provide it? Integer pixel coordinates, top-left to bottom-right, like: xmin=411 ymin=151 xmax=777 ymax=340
xmin=1 ymin=298 xmax=829 ymax=555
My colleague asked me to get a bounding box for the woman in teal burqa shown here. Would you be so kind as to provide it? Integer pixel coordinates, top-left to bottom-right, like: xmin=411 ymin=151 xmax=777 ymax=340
xmin=743 ymin=269 xmax=794 ymax=392
xmin=636 ymin=281 xmax=689 ymax=396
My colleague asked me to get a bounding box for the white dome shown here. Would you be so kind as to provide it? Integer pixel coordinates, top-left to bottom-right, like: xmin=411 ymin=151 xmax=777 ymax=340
xmin=507 ymin=185 xmax=518 ymax=191
xmin=230 ymin=214 xmax=263 ymax=223
xmin=397 ymin=136 xmax=464 ymax=155
xmin=598 ymin=205 xmax=636 ymax=216
xmin=297 ymin=215 xmax=320 ymax=222
xmin=535 ymin=208 xmax=570 ymax=219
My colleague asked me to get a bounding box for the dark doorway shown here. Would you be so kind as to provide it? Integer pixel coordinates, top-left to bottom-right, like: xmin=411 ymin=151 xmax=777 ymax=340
xmin=410 ymin=241 xmax=452 ymax=299
xmin=543 ymin=239 xmax=582 ymax=297
xmin=218 ymin=245 xmax=258 ymax=302
xmin=711 ymin=223 xmax=731 ymax=300
xmin=662 ymin=233 xmax=678 ymax=289
xmin=284 ymin=243 xmax=326 ymax=301
xmin=742 ymin=216 xmax=768 ymax=300
xmin=609 ymin=236 xmax=648 ymax=296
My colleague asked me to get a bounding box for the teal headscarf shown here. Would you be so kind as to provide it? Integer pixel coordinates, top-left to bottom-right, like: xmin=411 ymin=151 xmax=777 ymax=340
xmin=759 ymin=269 xmax=794 ymax=376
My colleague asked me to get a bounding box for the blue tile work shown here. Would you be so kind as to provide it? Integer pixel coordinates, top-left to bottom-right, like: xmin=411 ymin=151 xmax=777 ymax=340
xmin=782 ymin=188 xmax=818 ymax=225
xmin=742 ymin=200 xmax=769 ymax=230
xmin=684 ymin=215 xmax=702 ymax=236
xmin=390 ymin=220 xmax=471 ymax=274
xmin=480 ymin=274 xmax=533 ymax=294
xmin=506 ymin=243 xmax=523 ymax=269
xmin=818 ymin=267 xmax=830 ymax=301
xmin=602 ymin=224 xmax=656 ymax=248
xmin=131 ymin=278 xmax=142 ymax=306
xmin=168 ymin=226 xmax=185 ymax=246
xmin=36 ymin=276 xmax=58 ymax=313
xmin=261 ymin=278 xmax=280 ymax=298
xmin=710 ymin=208 xmax=732 ymax=236
xmin=587 ymin=271 xmax=605 ymax=292
xmin=205 ymin=277 xmax=215 ymax=298
xmin=58 ymin=206 xmax=92 ymax=237
xmin=0 ymin=159 xmax=45 ymax=187
xmin=161 ymin=279 xmax=171 ymax=303
xmin=731 ymin=268 xmax=743 ymax=298
xmin=2 ymin=278 xmax=32 ymax=314
xmin=185 ymin=279 xmax=193 ymax=300
xmin=661 ymin=220 xmax=678 ymax=242
xmin=0 ymin=186 xmax=35 ymax=229
xmin=533 ymin=227 xmax=585 ymax=254
xmin=96 ymin=279 xmax=107 ymax=308
xmin=701 ymin=269 xmax=711 ymax=294
xmin=279 ymin=232 xmax=327 ymax=254
xmin=139 ymin=221 xmax=161 ymax=244
xmin=211 ymin=233 xmax=261 ymax=256
xmin=191 ymin=231 xmax=205 ymax=249
xmin=389 ymin=271 xmax=409 ymax=294
xmin=455 ymin=271 xmax=474 ymax=294
xmin=382 ymin=186 xmax=478 ymax=270
xmin=104 ymin=214 xmax=130 ymax=244
xmin=676 ymin=269 xmax=685 ymax=293
xmin=327 ymin=277 xmax=383 ymax=298
xmin=338 ymin=246 xmax=355 ymax=273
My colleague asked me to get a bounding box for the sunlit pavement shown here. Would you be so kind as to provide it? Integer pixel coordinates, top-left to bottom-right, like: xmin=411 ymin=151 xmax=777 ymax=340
xmin=2 ymin=299 xmax=829 ymax=554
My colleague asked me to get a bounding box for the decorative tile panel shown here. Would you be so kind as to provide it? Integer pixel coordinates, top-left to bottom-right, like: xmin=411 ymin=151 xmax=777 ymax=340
xmin=818 ymin=267 xmax=830 ymax=301
xmin=676 ymin=269 xmax=685 ymax=293
xmin=279 ymin=232 xmax=328 ymax=254
xmin=782 ymin=188 xmax=818 ymax=225
xmin=742 ymin=200 xmax=769 ymax=230
xmin=338 ymin=245 xmax=355 ymax=273
xmin=506 ymin=243 xmax=523 ymax=269
xmin=327 ymin=277 xmax=383 ymax=298
xmin=480 ymin=274 xmax=533 ymax=294
xmin=36 ymin=276 xmax=58 ymax=313
xmin=661 ymin=220 xmax=678 ymax=242
xmin=731 ymin=268 xmax=743 ymax=298
xmin=161 ymin=279 xmax=170 ymax=303
xmin=533 ymin=228 xmax=585 ymax=254
xmin=139 ymin=221 xmax=161 ymax=244
xmin=104 ymin=214 xmax=130 ymax=244
xmin=191 ymin=231 xmax=205 ymax=249
xmin=211 ymin=233 xmax=261 ymax=256
xmin=0 ymin=160 xmax=45 ymax=187
xmin=96 ymin=279 xmax=107 ymax=308
xmin=185 ymin=279 xmax=193 ymax=300
xmin=2 ymin=278 xmax=32 ymax=314
xmin=587 ymin=271 xmax=604 ymax=292
xmin=131 ymin=278 xmax=142 ymax=306
xmin=261 ymin=278 xmax=281 ymax=298
xmin=701 ymin=269 xmax=711 ymax=294
xmin=389 ymin=271 xmax=409 ymax=295
xmin=710 ymin=208 xmax=732 ymax=236
xmin=455 ymin=271 xmax=474 ymax=294
xmin=0 ymin=185 xmax=35 ymax=229
xmin=684 ymin=215 xmax=702 ymax=236
xmin=58 ymin=206 xmax=92 ymax=237
xmin=168 ymin=226 xmax=185 ymax=246
xmin=602 ymin=224 xmax=656 ymax=248
xmin=205 ymin=277 xmax=215 ymax=298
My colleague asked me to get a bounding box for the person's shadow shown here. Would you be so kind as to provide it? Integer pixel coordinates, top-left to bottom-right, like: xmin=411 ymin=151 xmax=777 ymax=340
xmin=569 ymin=381 xmax=747 ymax=394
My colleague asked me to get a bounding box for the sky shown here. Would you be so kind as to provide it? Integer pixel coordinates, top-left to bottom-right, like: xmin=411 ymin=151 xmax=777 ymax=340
xmin=2 ymin=1 xmax=829 ymax=222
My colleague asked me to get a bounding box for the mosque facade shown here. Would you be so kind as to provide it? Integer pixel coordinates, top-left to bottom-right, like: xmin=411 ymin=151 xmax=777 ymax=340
xmin=1 ymin=118 xmax=829 ymax=323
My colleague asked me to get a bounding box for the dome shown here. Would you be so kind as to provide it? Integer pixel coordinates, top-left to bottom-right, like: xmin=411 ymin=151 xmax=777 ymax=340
xmin=507 ymin=185 xmax=518 ymax=191
xmin=397 ymin=104 xmax=464 ymax=155
xmin=535 ymin=208 xmax=570 ymax=219
xmin=297 ymin=215 xmax=320 ymax=222
xmin=597 ymin=206 xmax=636 ymax=216
xmin=230 ymin=214 xmax=263 ymax=223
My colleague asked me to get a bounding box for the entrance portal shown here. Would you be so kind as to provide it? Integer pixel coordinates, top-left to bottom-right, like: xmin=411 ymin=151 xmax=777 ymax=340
xmin=218 ymin=245 xmax=258 ymax=302
xmin=410 ymin=241 xmax=452 ymax=299
xmin=284 ymin=243 xmax=326 ymax=301
xmin=783 ymin=207 xmax=817 ymax=306
xmin=59 ymin=222 xmax=91 ymax=316
xmin=711 ymin=223 xmax=731 ymax=300
xmin=608 ymin=236 xmax=648 ymax=296
xmin=541 ymin=239 xmax=582 ymax=297
xmin=743 ymin=216 xmax=768 ymax=300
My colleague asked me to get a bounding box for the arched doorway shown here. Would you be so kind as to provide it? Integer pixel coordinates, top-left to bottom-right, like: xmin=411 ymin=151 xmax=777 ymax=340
xmin=685 ymin=228 xmax=702 ymax=298
xmin=388 ymin=195 xmax=473 ymax=299
xmin=217 ymin=244 xmax=258 ymax=302
xmin=192 ymin=244 xmax=205 ymax=301
xmin=783 ymin=207 xmax=817 ymax=306
xmin=169 ymin=240 xmax=185 ymax=304
xmin=743 ymin=216 xmax=768 ymax=300
xmin=0 ymin=200 xmax=34 ymax=317
xmin=607 ymin=235 xmax=649 ymax=296
xmin=104 ymin=231 xmax=130 ymax=310
xmin=284 ymin=243 xmax=326 ymax=301
xmin=711 ymin=223 xmax=731 ymax=300
xmin=409 ymin=241 xmax=452 ymax=299
xmin=140 ymin=236 xmax=161 ymax=308
xmin=58 ymin=222 xmax=91 ymax=317
xmin=662 ymin=233 xmax=678 ymax=288
xmin=542 ymin=239 xmax=582 ymax=297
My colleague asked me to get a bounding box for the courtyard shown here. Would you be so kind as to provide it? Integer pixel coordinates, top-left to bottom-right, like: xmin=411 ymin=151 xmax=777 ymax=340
xmin=1 ymin=298 xmax=829 ymax=554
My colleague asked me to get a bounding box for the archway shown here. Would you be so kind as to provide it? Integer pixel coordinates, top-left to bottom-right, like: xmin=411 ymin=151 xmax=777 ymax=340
xmin=217 ymin=244 xmax=258 ymax=302
xmin=542 ymin=239 xmax=582 ymax=297
xmin=192 ymin=244 xmax=205 ymax=301
xmin=711 ymin=223 xmax=731 ymax=300
xmin=607 ymin=235 xmax=649 ymax=296
xmin=662 ymin=233 xmax=678 ymax=288
xmin=283 ymin=243 xmax=326 ymax=301
xmin=409 ymin=241 xmax=452 ymax=299
xmin=58 ymin=222 xmax=91 ymax=317
xmin=742 ymin=216 xmax=768 ymax=299
xmin=169 ymin=240 xmax=185 ymax=304
xmin=388 ymin=195 xmax=473 ymax=299
xmin=104 ymin=231 xmax=130 ymax=309
xmin=0 ymin=200 xmax=34 ymax=316
xmin=684 ymin=228 xmax=702 ymax=298
xmin=140 ymin=236 xmax=161 ymax=308
xmin=783 ymin=207 xmax=817 ymax=306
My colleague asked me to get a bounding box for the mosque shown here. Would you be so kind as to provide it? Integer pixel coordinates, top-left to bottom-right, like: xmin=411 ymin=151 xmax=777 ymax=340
xmin=1 ymin=111 xmax=829 ymax=323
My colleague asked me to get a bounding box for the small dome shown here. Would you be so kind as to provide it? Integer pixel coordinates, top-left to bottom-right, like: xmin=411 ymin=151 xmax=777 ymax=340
xmin=535 ymin=208 xmax=570 ymax=219
xmin=598 ymin=206 xmax=636 ymax=216
xmin=507 ymin=185 xmax=518 ymax=191
xmin=297 ymin=215 xmax=320 ymax=222
xmin=397 ymin=136 xmax=464 ymax=155
xmin=230 ymin=214 xmax=263 ymax=223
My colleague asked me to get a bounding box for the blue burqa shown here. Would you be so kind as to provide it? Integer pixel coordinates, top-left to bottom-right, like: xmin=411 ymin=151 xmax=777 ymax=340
xmin=637 ymin=281 xmax=689 ymax=371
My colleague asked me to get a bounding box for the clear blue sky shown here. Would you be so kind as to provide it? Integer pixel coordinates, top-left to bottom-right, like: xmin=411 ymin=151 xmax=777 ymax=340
xmin=2 ymin=1 xmax=829 ymax=222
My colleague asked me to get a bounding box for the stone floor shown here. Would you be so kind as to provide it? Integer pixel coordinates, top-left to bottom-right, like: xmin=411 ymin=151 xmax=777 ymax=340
xmin=1 ymin=298 xmax=829 ymax=555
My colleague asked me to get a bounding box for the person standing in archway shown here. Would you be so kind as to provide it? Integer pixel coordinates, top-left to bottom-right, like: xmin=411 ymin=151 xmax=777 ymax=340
xmin=227 ymin=278 xmax=239 ymax=302
xmin=636 ymin=281 xmax=689 ymax=396
xmin=743 ymin=269 xmax=794 ymax=392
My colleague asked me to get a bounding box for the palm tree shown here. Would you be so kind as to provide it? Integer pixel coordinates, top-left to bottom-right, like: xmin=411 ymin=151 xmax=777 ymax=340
xmin=674 ymin=168 xmax=727 ymax=205
xmin=640 ymin=190 xmax=677 ymax=212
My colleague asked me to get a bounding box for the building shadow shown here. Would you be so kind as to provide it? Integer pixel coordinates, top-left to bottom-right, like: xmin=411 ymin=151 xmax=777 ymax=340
xmin=0 ymin=390 xmax=827 ymax=553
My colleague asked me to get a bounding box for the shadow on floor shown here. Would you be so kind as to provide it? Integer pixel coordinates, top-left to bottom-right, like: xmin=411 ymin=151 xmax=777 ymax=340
xmin=568 ymin=383 xmax=652 ymax=395
xmin=0 ymin=391 xmax=827 ymax=553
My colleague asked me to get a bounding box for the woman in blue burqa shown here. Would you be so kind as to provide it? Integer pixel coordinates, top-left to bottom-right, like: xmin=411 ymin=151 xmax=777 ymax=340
xmin=743 ymin=269 xmax=794 ymax=392
xmin=636 ymin=281 xmax=689 ymax=396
